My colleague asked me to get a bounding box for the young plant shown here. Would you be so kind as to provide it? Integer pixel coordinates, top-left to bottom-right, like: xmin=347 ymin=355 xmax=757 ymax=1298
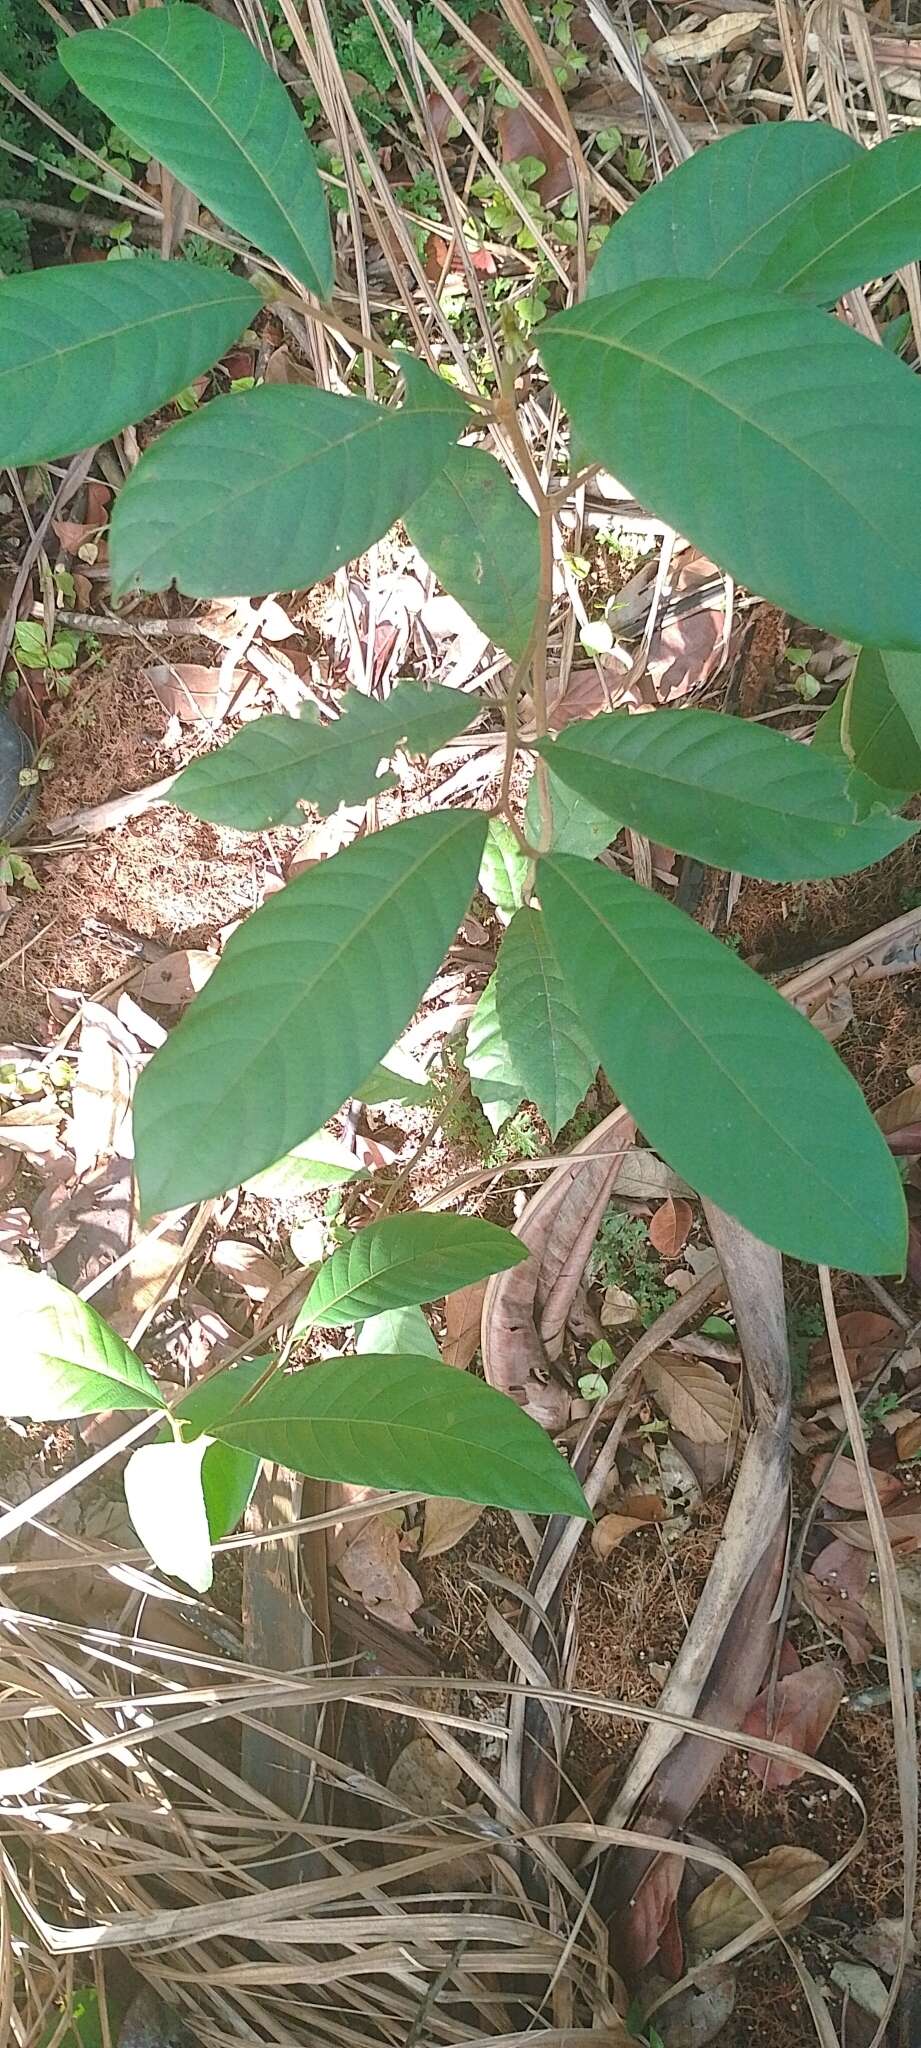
xmin=4 ymin=8 xmax=921 ymax=1553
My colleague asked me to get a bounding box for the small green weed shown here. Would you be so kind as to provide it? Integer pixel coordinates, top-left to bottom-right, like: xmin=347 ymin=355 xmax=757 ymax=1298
xmin=591 ymin=1209 xmax=676 ymax=1325
xmin=786 ymin=1298 xmax=825 ymax=1395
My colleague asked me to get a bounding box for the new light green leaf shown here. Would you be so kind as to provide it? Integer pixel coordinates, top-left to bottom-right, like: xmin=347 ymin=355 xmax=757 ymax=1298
xmin=541 ymin=280 xmax=921 ymax=650
xmin=758 ymin=129 xmax=921 ymax=303
xmin=60 ymin=4 xmax=333 ymax=297
xmin=124 ymin=1437 xmax=214 ymax=1592
xmin=479 ymin=817 xmax=528 ymax=913
xmin=588 ymin=121 xmax=858 ymax=298
xmin=356 ymin=1305 xmax=441 ymax=1358
xmin=242 ymin=1131 xmax=363 ymax=1198
xmin=109 ymin=374 xmax=466 ymax=599
xmin=171 ymin=679 xmax=479 ymax=830
xmin=466 ymin=906 xmax=598 ymax=1135
xmin=841 ymin=647 xmax=921 ymax=797
xmin=134 ymin=809 xmax=486 ymax=1214
xmin=297 ymin=1212 xmax=527 ymax=1330
xmin=204 ymin=1353 xmax=589 ymax=1515
xmin=404 ymin=444 xmax=540 ymax=660
xmin=1 ymin=1266 xmax=165 ymax=1419
xmin=537 ymin=708 xmax=914 ymax=880
xmin=538 ymin=853 xmax=906 ymax=1273
xmin=0 ymin=261 xmax=259 ymax=469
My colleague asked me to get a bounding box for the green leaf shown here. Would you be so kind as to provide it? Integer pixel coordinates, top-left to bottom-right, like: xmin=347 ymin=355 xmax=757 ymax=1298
xmin=356 ymin=1054 xmax=433 ymax=1108
xmin=174 ymin=1355 xmax=272 ymax=1433
xmin=538 ymin=852 xmax=906 ymax=1273
xmin=479 ymin=817 xmax=528 ymax=913
xmin=1 ymin=1266 xmax=166 ymax=1419
xmin=0 ymin=261 xmax=260 ymax=468
xmin=124 ymin=1437 xmax=214 ymax=1592
xmin=109 ymin=375 xmax=466 ymax=599
xmin=201 ymin=1441 xmax=260 ymax=1541
xmin=844 ymin=647 xmax=921 ymax=796
xmin=541 ymin=280 xmax=921 ymax=650
xmin=537 ymin=708 xmax=914 ymax=880
xmin=242 ymin=1131 xmax=363 ymax=1198
xmin=297 ymin=1211 xmax=527 ymax=1330
xmin=205 ymin=1352 xmax=589 ymax=1515
xmin=134 ymin=810 xmax=486 ymax=1213
xmin=404 ymin=444 xmax=540 ymax=661
xmin=171 ymin=679 xmax=478 ymax=829
xmin=60 ymin=4 xmax=333 ymax=297
xmin=588 ymin=120 xmax=859 ymax=298
xmin=466 ymin=905 xmax=598 ymax=1135
xmin=356 ymin=1304 xmax=441 ymax=1357
xmin=524 ymin=762 xmax=616 ymax=857
xmin=757 ymin=129 xmax=921 ymax=304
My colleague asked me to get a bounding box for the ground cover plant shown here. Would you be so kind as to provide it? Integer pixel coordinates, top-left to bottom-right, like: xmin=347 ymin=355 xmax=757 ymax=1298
xmin=5 ymin=4 xmax=921 ymax=1593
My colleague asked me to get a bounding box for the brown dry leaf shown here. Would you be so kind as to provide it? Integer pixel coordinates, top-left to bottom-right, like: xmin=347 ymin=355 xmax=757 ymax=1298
xmin=812 ymin=1452 xmax=902 ymax=1511
xmin=802 ymin=1310 xmax=899 ymax=1406
xmin=70 ymin=1008 xmax=132 ymax=1179
xmin=443 ymin=1279 xmax=486 ymax=1369
xmin=896 ymin=1413 xmax=921 ymax=1460
xmin=877 ymin=1081 xmax=921 ymax=1135
xmin=339 ymin=1519 xmax=421 ymax=1621
xmin=811 ymin=1535 xmax=871 ymax=1599
xmin=619 ymin=1489 xmax=667 ymax=1520
xmin=864 ymin=1559 xmax=921 ymax=1660
xmin=210 ymin=1239 xmax=282 ymax=1302
xmin=645 ymin=1966 xmax=736 ymax=2048
xmin=647 ymin=1195 xmax=693 ymax=1258
xmin=144 ymin=661 xmax=239 ymax=724
xmin=138 ymin=950 xmax=218 ymax=1004
xmin=419 ymin=1495 xmax=484 ymax=1559
xmin=601 ymin=1281 xmax=640 ymax=1327
xmin=643 ymin=1353 xmax=735 ymax=1444
xmin=591 ymin=1511 xmax=650 ymax=1559
xmin=0 ymin=1206 xmax=30 ymax=1264
xmin=652 ymin=10 xmax=763 ymax=61
xmin=498 ymin=85 xmax=572 ymax=204
xmin=742 ymin=1660 xmax=844 ymax=1790
xmin=386 ymin=1736 xmax=462 ymax=1815
xmin=107 ymin=1219 xmax=189 ymax=1338
xmin=797 ymin=1567 xmax=874 ymax=1663
xmin=686 ymin=1845 xmax=829 ymax=1959
xmin=52 ymin=516 xmax=101 ymax=555
xmin=263 ymin=343 xmax=312 ymax=384
xmin=0 ymin=1103 xmax=64 ymax=1156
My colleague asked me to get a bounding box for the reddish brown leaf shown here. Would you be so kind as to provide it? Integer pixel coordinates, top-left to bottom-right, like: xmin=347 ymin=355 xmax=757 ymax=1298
xmin=643 ymin=1353 xmax=736 ymax=1443
xmin=618 ymin=1853 xmax=683 ymax=1978
xmin=812 ymin=1453 xmax=902 ymax=1511
xmin=658 ymin=1899 xmax=685 ymax=1983
xmin=138 ymin=949 xmax=219 ymax=1005
xmin=498 ymin=87 xmax=573 ymax=204
xmin=647 ymin=1194 xmax=693 ymax=1258
xmin=52 ymin=517 xmax=102 ymax=555
xmin=797 ymin=1568 xmax=874 ymax=1664
xmin=443 ymin=1279 xmax=487 ymax=1370
xmin=591 ymin=1512 xmax=650 ymax=1559
xmin=686 ymin=1845 xmax=829 ymax=1958
xmin=896 ymin=1414 xmax=921 ymax=1460
xmin=811 ymin=1536 xmax=871 ymax=1599
xmin=831 ymin=1507 xmax=921 ymax=1555
xmin=742 ymin=1660 xmax=844 ymax=1789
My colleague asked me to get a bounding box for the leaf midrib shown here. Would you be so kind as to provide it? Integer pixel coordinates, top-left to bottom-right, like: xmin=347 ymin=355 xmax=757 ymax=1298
xmin=190 ymin=688 xmax=473 ymax=801
xmin=544 ymin=857 xmax=887 ymax=1254
xmin=104 ymin=20 xmax=327 ymax=289
xmin=307 ymin=1231 xmax=505 ymax=1321
xmin=551 ymin=726 xmax=870 ymax=844
xmin=776 ymin=156 xmax=921 ymax=293
xmin=0 ymin=277 xmax=252 ymax=392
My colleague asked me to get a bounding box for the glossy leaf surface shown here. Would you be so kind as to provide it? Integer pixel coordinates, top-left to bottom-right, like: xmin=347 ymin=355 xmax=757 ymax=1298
xmin=466 ymin=905 xmax=598 ymax=1134
xmin=2 ymin=1267 xmax=165 ymax=1418
xmin=539 ymin=853 xmax=906 ymax=1272
xmin=298 ymin=1211 xmax=527 ymax=1329
xmin=61 ymin=4 xmax=333 ymax=296
xmin=134 ymin=811 xmax=486 ymax=1213
xmin=538 ymin=708 xmax=913 ymax=879
xmin=404 ymin=444 xmax=540 ymax=660
xmin=0 ymin=262 xmax=259 ymax=468
xmin=541 ymin=280 xmax=921 ymax=650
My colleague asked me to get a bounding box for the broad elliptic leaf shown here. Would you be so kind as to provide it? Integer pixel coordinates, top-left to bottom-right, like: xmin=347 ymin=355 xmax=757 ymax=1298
xmin=201 ymin=1441 xmax=260 ymax=1542
xmin=243 ymin=1130 xmax=363 ymax=1198
xmin=588 ymin=120 xmax=858 ymax=298
xmin=204 ymin=1352 xmax=590 ymax=1515
xmin=537 ymin=708 xmax=914 ymax=880
xmin=758 ymin=128 xmax=921 ymax=305
xmin=356 ymin=1305 xmax=441 ymax=1357
xmin=1 ymin=1265 xmax=165 ymax=1419
xmin=60 ymin=5 xmax=333 ymax=298
xmin=540 ymin=280 xmax=921 ymax=651
xmin=0 ymin=261 xmax=259 ymax=469
xmin=134 ymin=809 xmax=486 ymax=1214
xmin=109 ymin=371 xmax=467 ymax=599
xmin=843 ymin=647 xmax=921 ymax=796
xmin=524 ymin=761 xmax=615 ymax=857
xmin=171 ymin=679 xmax=478 ymax=830
xmin=538 ymin=853 xmax=907 ymax=1272
xmin=297 ymin=1211 xmax=527 ymax=1330
xmin=466 ymin=905 xmax=598 ymax=1135
xmin=404 ymin=444 xmax=540 ymax=661
xmin=124 ymin=1437 xmax=213 ymax=1593
xmin=479 ymin=817 xmax=528 ymax=913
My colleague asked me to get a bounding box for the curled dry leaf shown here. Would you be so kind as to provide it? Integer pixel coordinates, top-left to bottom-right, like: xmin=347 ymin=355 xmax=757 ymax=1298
xmin=210 ymin=1238 xmax=283 ymax=1303
xmin=138 ymin=949 xmax=219 ymax=1004
xmin=648 ymin=1194 xmax=693 ymax=1258
xmin=686 ymin=1845 xmax=830 ymax=1959
xmin=643 ymin=1353 xmax=736 ymax=1444
xmin=338 ymin=1519 xmax=421 ymax=1628
xmin=812 ymin=1452 xmax=902 ymax=1512
xmin=442 ymin=1278 xmax=487 ymax=1369
xmin=591 ymin=1511 xmax=652 ymax=1559
xmin=877 ymin=1081 xmax=921 ymax=1136
xmin=742 ymin=1660 xmax=844 ymax=1790
xmin=419 ymin=1494 xmax=484 ymax=1560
